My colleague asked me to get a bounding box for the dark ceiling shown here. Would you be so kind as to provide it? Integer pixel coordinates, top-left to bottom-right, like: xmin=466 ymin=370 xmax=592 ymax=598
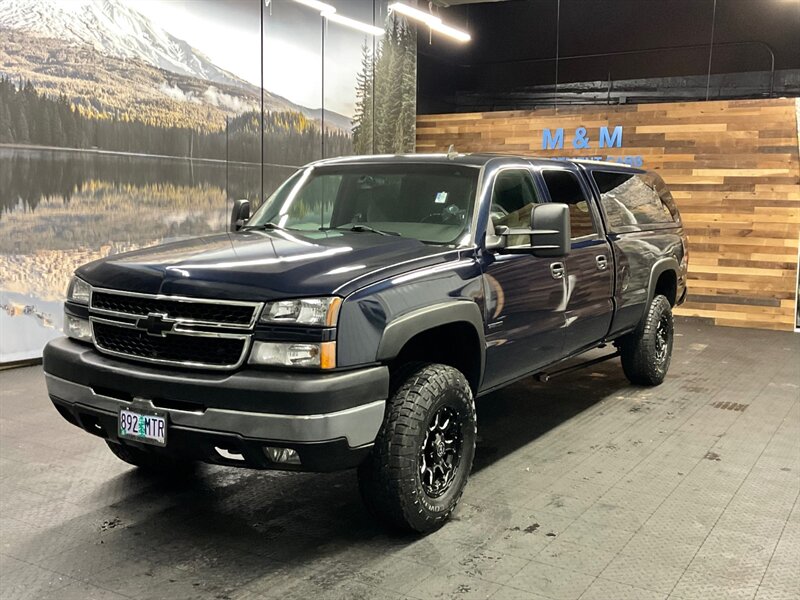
xmin=417 ymin=0 xmax=800 ymax=112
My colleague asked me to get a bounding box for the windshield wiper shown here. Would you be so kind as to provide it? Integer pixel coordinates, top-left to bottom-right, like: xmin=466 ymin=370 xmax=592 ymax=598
xmin=324 ymin=225 xmax=401 ymax=237
xmin=243 ymin=222 xmax=289 ymax=232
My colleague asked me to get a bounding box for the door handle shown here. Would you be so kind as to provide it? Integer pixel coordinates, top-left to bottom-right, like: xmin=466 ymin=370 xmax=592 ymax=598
xmin=595 ymin=255 xmax=608 ymax=271
xmin=550 ymin=262 xmax=565 ymax=279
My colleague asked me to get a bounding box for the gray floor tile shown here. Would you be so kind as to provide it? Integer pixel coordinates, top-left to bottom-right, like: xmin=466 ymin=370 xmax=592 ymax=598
xmin=507 ymin=560 xmax=596 ymax=599
xmin=36 ymin=580 xmax=130 ymax=600
xmin=407 ymin=570 xmax=502 ymax=600
xmin=670 ymin=567 xmax=759 ymax=600
xmin=535 ymin=539 xmax=617 ymax=576
xmin=453 ymin=549 xmax=530 ymax=585
xmin=0 ymin=320 xmax=797 ymax=600
xmin=752 ymin=585 xmax=800 ymax=600
xmin=599 ymin=552 xmax=687 ymax=594
xmin=579 ymin=577 xmax=667 ymax=600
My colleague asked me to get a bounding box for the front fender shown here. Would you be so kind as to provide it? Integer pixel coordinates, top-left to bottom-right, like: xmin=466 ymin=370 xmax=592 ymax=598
xmin=377 ymin=301 xmax=486 ymax=371
xmin=335 ymin=256 xmax=486 ymax=372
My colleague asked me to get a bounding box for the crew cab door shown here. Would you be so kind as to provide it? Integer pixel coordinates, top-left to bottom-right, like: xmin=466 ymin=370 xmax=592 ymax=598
xmin=480 ymin=167 xmax=566 ymax=390
xmin=537 ymin=167 xmax=614 ymax=356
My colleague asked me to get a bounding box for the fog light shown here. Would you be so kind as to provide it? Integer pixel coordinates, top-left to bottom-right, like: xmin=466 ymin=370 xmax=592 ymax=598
xmin=215 ymin=447 xmax=245 ymax=461
xmin=264 ymin=446 xmax=301 ymax=465
xmin=65 ymin=315 xmax=93 ymax=342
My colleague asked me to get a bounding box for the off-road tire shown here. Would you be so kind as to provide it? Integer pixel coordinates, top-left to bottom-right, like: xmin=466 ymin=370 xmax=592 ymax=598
xmin=619 ymin=294 xmax=674 ymax=386
xmin=105 ymin=441 xmax=195 ymax=474
xmin=358 ymin=363 xmax=476 ymax=533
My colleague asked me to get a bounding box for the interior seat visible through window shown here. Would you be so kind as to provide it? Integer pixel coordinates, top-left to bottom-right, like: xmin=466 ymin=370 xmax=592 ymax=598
xmin=491 ymin=169 xmax=540 ymax=246
xmin=541 ymin=169 xmax=598 ymax=239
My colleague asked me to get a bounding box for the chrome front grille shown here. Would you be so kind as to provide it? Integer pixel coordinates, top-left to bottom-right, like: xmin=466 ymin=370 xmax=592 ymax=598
xmin=88 ymin=288 xmax=262 ymax=370
xmin=90 ymin=289 xmax=259 ymax=329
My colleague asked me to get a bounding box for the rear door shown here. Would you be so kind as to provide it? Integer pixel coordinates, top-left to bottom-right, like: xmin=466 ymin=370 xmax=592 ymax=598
xmin=537 ymin=167 xmax=614 ymax=356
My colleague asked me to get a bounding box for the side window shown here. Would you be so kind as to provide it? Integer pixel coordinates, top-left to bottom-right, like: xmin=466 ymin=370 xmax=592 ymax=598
xmin=592 ymin=171 xmax=675 ymax=230
xmin=490 ymin=169 xmax=540 ymax=246
xmin=541 ymin=170 xmax=597 ymax=239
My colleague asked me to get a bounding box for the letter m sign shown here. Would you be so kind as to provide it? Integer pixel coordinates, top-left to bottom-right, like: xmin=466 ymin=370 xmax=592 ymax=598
xmin=599 ymin=126 xmax=623 ymax=148
xmin=542 ymin=128 xmax=564 ymax=150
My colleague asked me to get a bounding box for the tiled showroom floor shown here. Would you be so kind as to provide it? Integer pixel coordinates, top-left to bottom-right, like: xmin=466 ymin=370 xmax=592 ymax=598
xmin=1 ymin=318 xmax=798 ymax=600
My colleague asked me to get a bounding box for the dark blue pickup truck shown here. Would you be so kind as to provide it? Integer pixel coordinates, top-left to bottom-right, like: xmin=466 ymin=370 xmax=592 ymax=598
xmin=44 ymin=153 xmax=687 ymax=532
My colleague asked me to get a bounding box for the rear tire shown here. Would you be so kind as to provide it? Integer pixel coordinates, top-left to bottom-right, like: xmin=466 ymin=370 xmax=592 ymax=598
xmin=358 ymin=363 xmax=476 ymax=533
xmin=105 ymin=441 xmax=196 ymax=474
xmin=619 ymin=294 xmax=674 ymax=386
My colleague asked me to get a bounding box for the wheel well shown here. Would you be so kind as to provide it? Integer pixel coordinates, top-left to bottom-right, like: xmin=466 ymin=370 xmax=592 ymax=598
xmin=655 ymin=269 xmax=677 ymax=306
xmin=390 ymin=322 xmax=482 ymax=394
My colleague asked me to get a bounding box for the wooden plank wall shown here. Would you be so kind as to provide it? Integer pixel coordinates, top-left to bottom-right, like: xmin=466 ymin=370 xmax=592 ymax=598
xmin=416 ymin=98 xmax=800 ymax=331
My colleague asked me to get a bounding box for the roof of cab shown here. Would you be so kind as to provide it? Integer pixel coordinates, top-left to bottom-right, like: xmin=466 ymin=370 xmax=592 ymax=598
xmin=309 ymin=153 xmax=642 ymax=172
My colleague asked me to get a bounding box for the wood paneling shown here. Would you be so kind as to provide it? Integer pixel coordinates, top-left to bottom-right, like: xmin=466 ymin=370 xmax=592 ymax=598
xmin=417 ymin=99 xmax=800 ymax=331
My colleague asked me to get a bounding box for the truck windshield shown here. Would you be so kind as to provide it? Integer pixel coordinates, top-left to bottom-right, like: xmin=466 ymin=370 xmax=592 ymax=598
xmin=246 ymin=163 xmax=480 ymax=245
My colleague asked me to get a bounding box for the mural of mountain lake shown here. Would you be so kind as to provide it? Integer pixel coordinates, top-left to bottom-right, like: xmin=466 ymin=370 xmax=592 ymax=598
xmin=0 ymin=147 xmax=297 ymax=361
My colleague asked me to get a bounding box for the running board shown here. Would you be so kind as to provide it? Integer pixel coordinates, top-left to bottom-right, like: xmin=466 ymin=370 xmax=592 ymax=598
xmin=535 ymin=350 xmax=621 ymax=383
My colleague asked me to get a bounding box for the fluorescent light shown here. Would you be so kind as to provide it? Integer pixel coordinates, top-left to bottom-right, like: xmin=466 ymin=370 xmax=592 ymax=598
xmin=431 ymin=22 xmax=471 ymax=42
xmin=388 ymin=2 xmax=441 ymax=26
xmin=292 ymin=0 xmax=335 ymax=13
xmin=291 ymin=0 xmax=383 ymax=36
xmin=388 ymin=2 xmax=471 ymax=43
xmin=325 ymin=13 xmax=385 ymax=36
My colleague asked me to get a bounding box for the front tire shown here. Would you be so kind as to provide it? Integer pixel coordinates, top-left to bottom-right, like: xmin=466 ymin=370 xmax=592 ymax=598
xmin=358 ymin=363 xmax=476 ymax=533
xmin=619 ymin=294 xmax=674 ymax=386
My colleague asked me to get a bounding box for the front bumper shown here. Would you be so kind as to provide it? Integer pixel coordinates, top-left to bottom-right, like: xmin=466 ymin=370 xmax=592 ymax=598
xmin=43 ymin=337 xmax=389 ymax=471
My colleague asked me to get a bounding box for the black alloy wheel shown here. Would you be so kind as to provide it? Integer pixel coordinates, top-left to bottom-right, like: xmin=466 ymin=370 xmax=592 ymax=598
xmin=419 ymin=406 xmax=463 ymax=498
xmin=654 ymin=312 xmax=671 ymax=365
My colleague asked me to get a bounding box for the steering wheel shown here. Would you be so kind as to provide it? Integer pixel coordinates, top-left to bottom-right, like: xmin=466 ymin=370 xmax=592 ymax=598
xmin=421 ymin=212 xmax=446 ymax=223
xmin=490 ymin=203 xmax=509 ymax=222
xmin=422 ymin=204 xmax=465 ymax=224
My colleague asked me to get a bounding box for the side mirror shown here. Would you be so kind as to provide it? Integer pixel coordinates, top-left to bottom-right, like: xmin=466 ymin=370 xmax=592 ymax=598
xmin=230 ymin=199 xmax=250 ymax=232
xmin=529 ymin=203 xmax=571 ymax=257
xmin=486 ymin=203 xmax=571 ymax=256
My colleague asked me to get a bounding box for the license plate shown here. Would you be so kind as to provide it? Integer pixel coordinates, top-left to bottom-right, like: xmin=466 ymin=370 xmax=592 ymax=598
xmin=118 ymin=408 xmax=167 ymax=446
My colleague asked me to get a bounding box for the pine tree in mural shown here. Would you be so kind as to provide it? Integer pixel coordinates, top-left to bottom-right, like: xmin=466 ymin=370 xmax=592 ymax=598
xmin=394 ymin=23 xmax=417 ymax=153
xmin=352 ymin=16 xmax=416 ymax=155
xmin=0 ymin=77 xmax=351 ymax=164
xmin=352 ymin=42 xmax=375 ymax=155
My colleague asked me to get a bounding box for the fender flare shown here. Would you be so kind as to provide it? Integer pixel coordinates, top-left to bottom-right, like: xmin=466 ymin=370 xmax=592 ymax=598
xmin=646 ymin=257 xmax=680 ymax=307
xmin=376 ymin=301 xmax=486 ymax=385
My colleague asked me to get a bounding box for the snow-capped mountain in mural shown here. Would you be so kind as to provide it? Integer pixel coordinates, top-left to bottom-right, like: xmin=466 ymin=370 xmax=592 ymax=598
xmin=0 ymin=0 xmax=245 ymax=89
xmin=0 ymin=0 xmax=352 ymax=131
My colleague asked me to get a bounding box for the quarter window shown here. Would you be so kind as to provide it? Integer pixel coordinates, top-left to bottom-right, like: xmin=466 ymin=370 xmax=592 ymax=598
xmin=541 ymin=170 xmax=597 ymax=239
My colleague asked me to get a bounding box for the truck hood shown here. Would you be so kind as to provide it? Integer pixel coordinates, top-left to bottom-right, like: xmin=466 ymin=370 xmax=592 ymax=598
xmin=76 ymin=229 xmax=455 ymax=301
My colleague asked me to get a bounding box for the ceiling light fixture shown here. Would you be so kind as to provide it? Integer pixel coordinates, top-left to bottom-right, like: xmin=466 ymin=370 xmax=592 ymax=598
xmin=429 ymin=21 xmax=471 ymax=43
xmin=292 ymin=0 xmax=335 ymax=13
xmin=326 ymin=13 xmax=385 ymax=36
xmin=388 ymin=2 xmax=440 ymax=26
xmin=291 ymin=0 xmax=384 ymax=36
xmin=388 ymin=2 xmax=471 ymax=42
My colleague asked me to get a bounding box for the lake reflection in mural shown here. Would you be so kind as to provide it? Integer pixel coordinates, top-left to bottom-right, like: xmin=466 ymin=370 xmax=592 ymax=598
xmin=0 ymin=148 xmax=294 ymax=361
xmin=0 ymin=0 xmax=416 ymax=361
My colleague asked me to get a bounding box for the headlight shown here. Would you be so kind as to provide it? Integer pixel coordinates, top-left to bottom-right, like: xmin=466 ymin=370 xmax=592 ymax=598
xmin=66 ymin=276 xmax=91 ymax=305
xmin=64 ymin=315 xmax=93 ymax=342
xmin=249 ymin=341 xmax=336 ymax=369
xmin=259 ymin=297 xmax=341 ymax=327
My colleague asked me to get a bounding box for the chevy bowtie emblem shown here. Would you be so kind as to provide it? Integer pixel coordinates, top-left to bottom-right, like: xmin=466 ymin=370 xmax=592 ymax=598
xmin=136 ymin=313 xmax=174 ymax=337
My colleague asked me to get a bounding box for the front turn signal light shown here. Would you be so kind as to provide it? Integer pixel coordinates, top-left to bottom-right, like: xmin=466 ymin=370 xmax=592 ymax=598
xmin=249 ymin=341 xmax=336 ymax=369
